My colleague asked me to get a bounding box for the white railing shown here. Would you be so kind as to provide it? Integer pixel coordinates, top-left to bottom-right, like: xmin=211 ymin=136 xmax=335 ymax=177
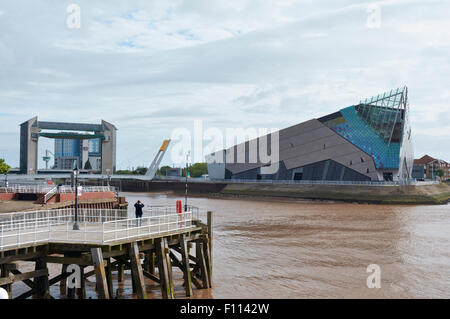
xmin=0 ymin=208 xmax=197 ymax=250
xmin=0 ymin=187 xmax=15 ymax=193
xmin=155 ymin=176 xmax=440 ymax=186
xmin=102 ymin=212 xmax=193 ymax=243
xmin=0 ymin=185 xmax=115 ymax=194
xmin=56 ymin=185 xmax=115 ymax=193
xmin=44 ymin=187 xmax=58 ymax=203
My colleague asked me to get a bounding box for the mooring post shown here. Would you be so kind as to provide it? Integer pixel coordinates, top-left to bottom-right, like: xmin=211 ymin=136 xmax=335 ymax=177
xmin=128 ymin=242 xmax=147 ymax=299
xmin=91 ymin=247 xmax=110 ymax=299
xmin=207 ymin=211 xmax=213 ymax=280
xmin=156 ymin=238 xmax=174 ymax=299
xmin=180 ymin=234 xmax=193 ymax=297
xmin=33 ymin=257 xmax=50 ymax=299
xmin=105 ymin=258 xmax=114 ymax=298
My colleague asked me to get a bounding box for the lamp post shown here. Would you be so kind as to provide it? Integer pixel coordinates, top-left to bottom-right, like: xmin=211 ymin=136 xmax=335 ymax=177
xmin=73 ymin=161 xmax=80 ymax=230
xmin=106 ymin=169 xmax=111 ymax=187
xmin=184 ymin=151 xmax=190 ymax=212
xmin=4 ymin=173 xmax=7 ymax=188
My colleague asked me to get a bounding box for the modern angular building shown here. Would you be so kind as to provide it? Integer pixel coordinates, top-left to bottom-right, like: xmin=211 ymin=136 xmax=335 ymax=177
xmin=207 ymin=87 xmax=414 ymax=182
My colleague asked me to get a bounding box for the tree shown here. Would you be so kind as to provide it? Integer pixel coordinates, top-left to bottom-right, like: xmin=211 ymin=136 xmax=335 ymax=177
xmin=182 ymin=162 xmax=208 ymax=178
xmin=156 ymin=165 xmax=171 ymax=176
xmin=436 ymin=168 xmax=444 ymax=179
xmin=0 ymin=158 xmax=11 ymax=175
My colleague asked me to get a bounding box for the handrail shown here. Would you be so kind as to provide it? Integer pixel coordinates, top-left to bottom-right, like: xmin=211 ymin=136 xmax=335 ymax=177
xmin=0 ymin=207 xmax=198 ymax=250
xmin=44 ymin=186 xmax=58 ymax=203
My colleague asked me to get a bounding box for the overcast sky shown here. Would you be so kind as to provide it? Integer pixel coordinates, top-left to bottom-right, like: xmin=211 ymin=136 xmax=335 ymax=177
xmin=0 ymin=0 xmax=449 ymax=169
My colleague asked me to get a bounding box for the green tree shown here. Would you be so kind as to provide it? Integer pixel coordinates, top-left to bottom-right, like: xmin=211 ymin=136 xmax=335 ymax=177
xmin=0 ymin=158 xmax=11 ymax=175
xmin=436 ymin=168 xmax=444 ymax=179
xmin=182 ymin=162 xmax=208 ymax=178
xmin=156 ymin=165 xmax=172 ymax=176
xmin=134 ymin=166 xmax=148 ymax=175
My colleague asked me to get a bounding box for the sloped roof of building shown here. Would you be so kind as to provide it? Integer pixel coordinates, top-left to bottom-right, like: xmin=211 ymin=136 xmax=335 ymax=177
xmin=414 ymin=155 xmax=436 ymax=165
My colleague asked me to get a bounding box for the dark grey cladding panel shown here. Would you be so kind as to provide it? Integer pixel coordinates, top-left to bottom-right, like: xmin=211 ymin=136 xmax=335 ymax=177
xmin=278 ymin=119 xmax=323 ymax=140
xmin=38 ymin=121 xmax=104 ymax=132
xmin=231 ymin=167 xmax=259 ymax=180
xmin=226 ymin=162 xmax=262 ymax=174
xmin=317 ymin=111 xmax=343 ymax=123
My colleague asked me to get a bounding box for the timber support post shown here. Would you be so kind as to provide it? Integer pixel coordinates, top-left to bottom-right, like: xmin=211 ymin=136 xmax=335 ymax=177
xmin=33 ymin=257 xmax=50 ymax=299
xmin=91 ymin=247 xmax=110 ymax=299
xmin=105 ymin=258 xmax=114 ymax=298
xmin=59 ymin=264 xmax=68 ymax=295
xmin=117 ymin=261 xmax=125 ymax=283
xmin=156 ymin=237 xmax=174 ymax=299
xmin=196 ymin=240 xmax=210 ymax=289
xmin=128 ymin=242 xmax=147 ymax=299
xmin=77 ymin=266 xmax=86 ymax=299
xmin=180 ymin=234 xmax=193 ymax=297
xmin=0 ymin=264 xmax=13 ymax=299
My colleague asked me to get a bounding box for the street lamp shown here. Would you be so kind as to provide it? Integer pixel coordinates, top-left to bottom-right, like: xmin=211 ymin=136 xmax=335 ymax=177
xmin=73 ymin=161 xmax=80 ymax=231
xmin=106 ymin=169 xmax=111 ymax=187
xmin=4 ymin=172 xmax=8 ymax=188
xmin=184 ymin=151 xmax=190 ymax=212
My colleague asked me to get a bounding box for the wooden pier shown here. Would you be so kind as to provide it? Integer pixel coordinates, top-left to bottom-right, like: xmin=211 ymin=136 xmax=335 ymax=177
xmin=0 ymin=210 xmax=213 ymax=299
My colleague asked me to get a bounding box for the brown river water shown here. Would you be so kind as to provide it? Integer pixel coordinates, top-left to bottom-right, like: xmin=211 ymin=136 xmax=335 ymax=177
xmin=13 ymin=192 xmax=450 ymax=299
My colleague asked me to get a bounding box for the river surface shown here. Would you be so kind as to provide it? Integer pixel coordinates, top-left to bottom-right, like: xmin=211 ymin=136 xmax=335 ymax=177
xmin=13 ymin=192 xmax=450 ymax=298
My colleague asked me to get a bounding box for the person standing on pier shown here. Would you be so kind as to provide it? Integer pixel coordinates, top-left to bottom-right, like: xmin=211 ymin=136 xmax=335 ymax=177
xmin=134 ymin=200 xmax=144 ymax=226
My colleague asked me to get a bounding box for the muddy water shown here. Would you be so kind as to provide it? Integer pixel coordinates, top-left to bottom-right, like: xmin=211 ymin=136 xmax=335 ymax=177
xmin=14 ymin=192 xmax=450 ymax=298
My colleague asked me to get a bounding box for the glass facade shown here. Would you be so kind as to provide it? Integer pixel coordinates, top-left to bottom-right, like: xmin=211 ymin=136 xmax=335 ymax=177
xmin=88 ymin=138 xmax=101 ymax=155
xmin=54 ymin=139 xmax=80 ymax=158
xmin=320 ymin=87 xmax=414 ymax=181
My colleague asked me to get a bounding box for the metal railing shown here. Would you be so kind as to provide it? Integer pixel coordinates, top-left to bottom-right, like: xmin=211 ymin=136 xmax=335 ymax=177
xmin=153 ymin=175 xmax=440 ymax=186
xmin=0 ymin=187 xmax=15 ymax=193
xmin=0 ymin=185 xmax=115 ymax=194
xmin=0 ymin=207 xmax=197 ymax=250
xmin=44 ymin=187 xmax=58 ymax=203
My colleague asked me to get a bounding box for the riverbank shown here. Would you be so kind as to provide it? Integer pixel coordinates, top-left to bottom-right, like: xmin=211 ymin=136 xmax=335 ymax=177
xmin=217 ymin=182 xmax=450 ymax=205
xmin=101 ymin=180 xmax=450 ymax=205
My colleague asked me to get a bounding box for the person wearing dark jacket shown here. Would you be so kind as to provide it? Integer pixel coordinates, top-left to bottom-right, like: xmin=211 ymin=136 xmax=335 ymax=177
xmin=134 ymin=200 xmax=144 ymax=226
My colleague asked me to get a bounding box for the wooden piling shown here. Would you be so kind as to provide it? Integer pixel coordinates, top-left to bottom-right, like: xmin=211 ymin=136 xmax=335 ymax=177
xmin=91 ymin=248 xmax=110 ymax=299
xmin=180 ymin=234 xmax=193 ymax=297
xmin=59 ymin=264 xmax=68 ymax=295
xmin=33 ymin=257 xmax=50 ymax=299
xmin=0 ymin=264 xmax=13 ymax=299
xmin=156 ymin=238 xmax=174 ymax=299
xmin=196 ymin=241 xmax=210 ymax=289
xmin=128 ymin=242 xmax=147 ymax=299
xmin=117 ymin=262 xmax=125 ymax=283
xmin=105 ymin=258 xmax=114 ymax=298
xmin=77 ymin=266 xmax=86 ymax=299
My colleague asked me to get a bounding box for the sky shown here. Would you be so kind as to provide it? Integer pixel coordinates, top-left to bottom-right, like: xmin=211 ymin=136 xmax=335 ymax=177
xmin=0 ymin=0 xmax=449 ymax=169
